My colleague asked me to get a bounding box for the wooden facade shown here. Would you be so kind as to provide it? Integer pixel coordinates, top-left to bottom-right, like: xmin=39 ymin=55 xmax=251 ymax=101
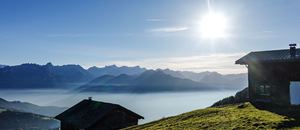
xmin=236 ymin=44 xmax=300 ymax=106
xmin=247 ymin=62 xmax=300 ymax=105
xmin=55 ymin=99 xmax=144 ymax=130
xmin=86 ymin=108 xmax=140 ymax=130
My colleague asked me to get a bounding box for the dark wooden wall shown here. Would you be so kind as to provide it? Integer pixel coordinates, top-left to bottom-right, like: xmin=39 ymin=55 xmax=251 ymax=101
xmin=60 ymin=122 xmax=80 ymax=130
xmin=87 ymin=108 xmax=139 ymax=130
xmin=248 ymin=61 xmax=300 ymax=106
xmin=59 ymin=109 xmax=140 ymax=130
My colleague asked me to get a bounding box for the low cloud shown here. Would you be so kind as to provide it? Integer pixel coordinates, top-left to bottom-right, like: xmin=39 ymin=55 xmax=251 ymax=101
xmin=148 ymin=27 xmax=189 ymax=33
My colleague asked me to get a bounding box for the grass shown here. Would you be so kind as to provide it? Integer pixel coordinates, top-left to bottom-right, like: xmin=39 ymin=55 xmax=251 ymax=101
xmin=124 ymin=102 xmax=300 ymax=130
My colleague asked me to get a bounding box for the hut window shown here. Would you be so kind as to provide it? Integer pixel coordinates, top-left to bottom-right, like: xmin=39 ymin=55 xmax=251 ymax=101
xmin=256 ymin=85 xmax=271 ymax=96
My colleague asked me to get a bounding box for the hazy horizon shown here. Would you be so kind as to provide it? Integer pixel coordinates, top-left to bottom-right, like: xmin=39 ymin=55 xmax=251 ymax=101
xmin=1 ymin=62 xmax=247 ymax=75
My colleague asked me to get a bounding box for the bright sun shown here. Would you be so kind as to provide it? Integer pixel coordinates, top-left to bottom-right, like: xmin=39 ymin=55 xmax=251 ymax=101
xmin=200 ymin=12 xmax=228 ymax=39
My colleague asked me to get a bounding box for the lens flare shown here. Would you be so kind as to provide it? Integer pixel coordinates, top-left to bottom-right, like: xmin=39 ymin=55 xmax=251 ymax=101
xmin=200 ymin=12 xmax=228 ymax=39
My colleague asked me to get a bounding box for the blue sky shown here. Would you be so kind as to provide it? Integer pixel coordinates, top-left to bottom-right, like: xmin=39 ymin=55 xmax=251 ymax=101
xmin=1 ymin=0 xmax=300 ymax=74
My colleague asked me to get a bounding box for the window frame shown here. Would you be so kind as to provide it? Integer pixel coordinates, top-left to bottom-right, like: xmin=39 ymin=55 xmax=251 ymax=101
xmin=256 ymin=84 xmax=271 ymax=96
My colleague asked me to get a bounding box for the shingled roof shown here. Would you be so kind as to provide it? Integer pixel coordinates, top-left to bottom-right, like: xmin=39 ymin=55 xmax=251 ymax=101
xmin=55 ymin=99 xmax=144 ymax=129
xmin=236 ymin=48 xmax=300 ymax=65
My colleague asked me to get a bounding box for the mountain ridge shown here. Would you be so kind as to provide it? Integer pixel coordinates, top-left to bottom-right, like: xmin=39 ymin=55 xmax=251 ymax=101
xmin=160 ymin=69 xmax=247 ymax=89
xmin=0 ymin=63 xmax=94 ymax=89
xmin=79 ymin=70 xmax=214 ymax=93
xmin=0 ymin=98 xmax=66 ymax=117
xmin=87 ymin=65 xmax=147 ymax=77
xmin=0 ymin=63 xmax=247 ymax=91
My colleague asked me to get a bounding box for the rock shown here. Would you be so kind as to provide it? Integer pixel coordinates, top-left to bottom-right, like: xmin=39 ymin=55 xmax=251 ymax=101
xmin=237 ymin=103 xmax=247 ymax=109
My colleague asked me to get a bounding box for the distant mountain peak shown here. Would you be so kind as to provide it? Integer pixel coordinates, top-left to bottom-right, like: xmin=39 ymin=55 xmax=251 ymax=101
xmin=105 ymin=64 xmax=118 ymax=68
xmin=87 ymin=65 xmax=147 ymax=77
xmin=89 ymin=66 xmax=98 ymax=69
xmin=45 ymin=62 xmax=53 ymax=66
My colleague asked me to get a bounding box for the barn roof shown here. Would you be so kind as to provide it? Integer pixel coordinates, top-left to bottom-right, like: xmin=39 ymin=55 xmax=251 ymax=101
xmin=236 ymin=48 xmax=300 ymax=65
xmin=55 ymin=99 xmax=144 ymax=129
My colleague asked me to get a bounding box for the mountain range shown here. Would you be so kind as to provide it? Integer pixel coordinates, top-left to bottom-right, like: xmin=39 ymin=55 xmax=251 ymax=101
xmin=88 ymin=65 xmax=147 ymax=77
xmin=78 ymin=70 xmax=213 ymax=93
xmin=160 ymin=69 xmax=247 ymax=89
xmin=0 ymin=63 xmax=247 ymax=92
xmin=0 ymin=63 xmax=94 ymax=89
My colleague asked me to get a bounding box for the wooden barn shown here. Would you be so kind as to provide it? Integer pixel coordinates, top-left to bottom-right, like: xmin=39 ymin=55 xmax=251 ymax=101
xmin=236 ymin=44 xmax=300 ymax=106
xmin=55 ymin=98 xmax=144 ymax=130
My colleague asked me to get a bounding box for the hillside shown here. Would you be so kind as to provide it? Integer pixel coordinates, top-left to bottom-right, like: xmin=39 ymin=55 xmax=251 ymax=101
xmin=0 ymin=108 xmax=58 ymax=130
xmin=0 ymin=98 xmax=66 ymax=116
xmin=124 ymin=103 xmax=300 ymax=130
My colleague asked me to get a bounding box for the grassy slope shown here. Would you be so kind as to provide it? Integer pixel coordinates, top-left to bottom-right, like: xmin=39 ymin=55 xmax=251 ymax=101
xmin=125 ymin=103 xmax=300 ymax=130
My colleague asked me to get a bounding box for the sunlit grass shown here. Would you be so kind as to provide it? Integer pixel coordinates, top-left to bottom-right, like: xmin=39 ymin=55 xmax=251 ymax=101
xmin=124 ymin=103 xmax=300 ymax=130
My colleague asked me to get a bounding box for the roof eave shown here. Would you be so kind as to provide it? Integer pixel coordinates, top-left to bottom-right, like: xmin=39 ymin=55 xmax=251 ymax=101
xmin=235 ymin=60 xmax=247 ymax=65
xmin=138 ymin=115 xmax=145 ymax=119
xmin=235 ymin=52 xmax=253 ymax=65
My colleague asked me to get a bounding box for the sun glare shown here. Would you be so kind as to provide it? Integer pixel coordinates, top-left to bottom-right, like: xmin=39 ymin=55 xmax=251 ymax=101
xmin=200 ymin=12 xmax=228 ymax=39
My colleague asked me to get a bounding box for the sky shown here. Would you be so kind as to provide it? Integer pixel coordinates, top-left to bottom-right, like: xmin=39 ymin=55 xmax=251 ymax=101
xmin=1 ymin=0 xmax=300 ymax=74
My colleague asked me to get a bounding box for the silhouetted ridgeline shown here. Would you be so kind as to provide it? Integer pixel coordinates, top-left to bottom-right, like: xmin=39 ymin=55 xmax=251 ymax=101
xmin=0 ymin=98 xmax=64 ymax=129
xmin=88 ymin=65 xmax=147 ymax=77
xmin=211 ymin=87 xmax=249 ymax=107
xmin=0 ymin=108 xmax=58 ymax=130
xmin=0 ymin=63 xmax=94 ymax=89
xmin=78 ymin=70 xmax=213 ymax=93
xmin=161 ymin=69 xmax=247 ymax=90
xmin=0 ymin=63 xmax=247 ymax=92
xmin=0 ymin=98 xmax=66 ymax=116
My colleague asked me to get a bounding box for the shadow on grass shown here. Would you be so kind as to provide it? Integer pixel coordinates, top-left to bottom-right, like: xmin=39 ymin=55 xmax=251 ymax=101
xmin=252 ymin=102 xmax=300 ymax=129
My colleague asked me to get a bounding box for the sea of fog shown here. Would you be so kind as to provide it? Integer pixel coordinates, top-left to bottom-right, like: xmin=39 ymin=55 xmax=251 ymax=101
xmin=0 ymin=90 xmax=237 ymax=123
